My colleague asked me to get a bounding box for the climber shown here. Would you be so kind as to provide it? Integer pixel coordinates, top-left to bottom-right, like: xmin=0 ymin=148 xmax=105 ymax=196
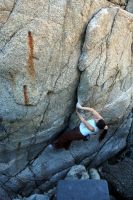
xmin=50 ymin=103 xmax=108 ymax=150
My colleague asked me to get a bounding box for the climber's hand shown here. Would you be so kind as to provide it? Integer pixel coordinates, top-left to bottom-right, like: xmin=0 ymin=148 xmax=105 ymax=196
xmin=76 ymin=102 xmax=82 ymax=109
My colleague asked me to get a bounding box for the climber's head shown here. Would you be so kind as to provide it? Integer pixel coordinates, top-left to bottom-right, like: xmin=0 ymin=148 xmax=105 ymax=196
xmin=95 ymin=118 xmax=108 ymax=142
xmin=96 ymin=118 xmax=106 ymax=130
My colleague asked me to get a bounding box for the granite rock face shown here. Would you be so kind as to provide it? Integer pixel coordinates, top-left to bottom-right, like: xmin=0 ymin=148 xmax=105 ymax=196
xmin=77 ymin=7 xmax=133 ymax=125
xmin=108 ymin=0 xmax=127 ymax=5
xmin=0 ymin=0 xmax=133 ymax=199
xmin=0 ymin=0 xmax=110 ymax=169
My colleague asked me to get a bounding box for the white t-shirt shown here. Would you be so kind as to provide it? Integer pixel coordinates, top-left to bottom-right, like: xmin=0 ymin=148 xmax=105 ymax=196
xmin=79 ymin=119 xmax=100 ymax=136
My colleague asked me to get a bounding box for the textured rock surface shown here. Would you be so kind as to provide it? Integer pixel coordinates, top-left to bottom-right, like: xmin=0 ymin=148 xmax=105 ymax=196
xmin=13 ymin=194 xmax=49 ymax=200
xmin=65 ymin=165 xmax=89 ymax=180
xmin=108 ymin=0 xmax=127 ymax=5
xmin=126 ymin=0 xmax=133 ymax=13
xmin=0 ymin=0 xmax=111 ymax=173
xmin=77 ymin=7 xmax=133 ymax=125
xmin=89 ymin=168 xmax=100 ymax=180
xmin=100 ymin=158 xmax=133 ymax=200
xmin=1 ymin=113 xmax=132 ymax=198
xmin=0 ymin=0 xmax=133 ymax=199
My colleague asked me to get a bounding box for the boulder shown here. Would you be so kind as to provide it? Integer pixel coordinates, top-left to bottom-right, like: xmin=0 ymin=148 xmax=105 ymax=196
xmin=65 ymin=165 xmax=89 ymax=180
xmin=77 ymin=7 xmax=133 ymax=125
xmin=100 ymin=158 xmax=133 ymax=200
xmin=89 ymin=168 xmax=100 ymax=180
xmin=0 ymin=0 xmax=110 ymax=175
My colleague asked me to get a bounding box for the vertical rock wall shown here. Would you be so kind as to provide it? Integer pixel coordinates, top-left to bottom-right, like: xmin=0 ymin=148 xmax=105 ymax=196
xmin=0 ymin=0 xmax=133 ymax=198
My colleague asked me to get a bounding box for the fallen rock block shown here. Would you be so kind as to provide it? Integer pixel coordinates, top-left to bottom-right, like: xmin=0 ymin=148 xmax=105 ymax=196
xmin=56 ymin=180 xmax=110 ymax=200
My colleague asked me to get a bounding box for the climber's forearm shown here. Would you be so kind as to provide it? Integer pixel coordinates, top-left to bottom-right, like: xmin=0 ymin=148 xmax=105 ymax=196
xmin=76 ymin=110 xmax=94 ymax=132
xmin=79 ymin=106 xmax=102 ymax=119
xmin=76 ymin=110 xmax=84 ymax=123
xmin=82 ymin=119 xmax=95 ymax=132
xmin=89 ymin=108 xmax=102 ymax=119
xmin=79 ymin=106 xmax=90 ymax=111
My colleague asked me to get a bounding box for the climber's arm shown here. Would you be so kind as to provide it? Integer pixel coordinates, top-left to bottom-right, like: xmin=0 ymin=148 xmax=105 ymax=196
xmin=85 ymin=107 xmax=102 ymax=119
xmin=76 ymin=110 xmax=94 ymax=132
xmin=76 ymin=103 xmax=102 ymax=120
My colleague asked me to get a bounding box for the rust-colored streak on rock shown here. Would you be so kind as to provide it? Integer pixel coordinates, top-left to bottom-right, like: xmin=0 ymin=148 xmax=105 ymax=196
xmin=27 ymin=31 xmax=36 ymax=79
xmin=23 ymin=85 xmax=29 ymax=105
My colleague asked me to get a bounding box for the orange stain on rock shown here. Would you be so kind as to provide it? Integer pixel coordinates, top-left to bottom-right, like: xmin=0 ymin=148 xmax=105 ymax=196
xmin=23 ymin=85 xmax=29 ymax=105
xmin=27 ymin=31 xmax=36 ymax=79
